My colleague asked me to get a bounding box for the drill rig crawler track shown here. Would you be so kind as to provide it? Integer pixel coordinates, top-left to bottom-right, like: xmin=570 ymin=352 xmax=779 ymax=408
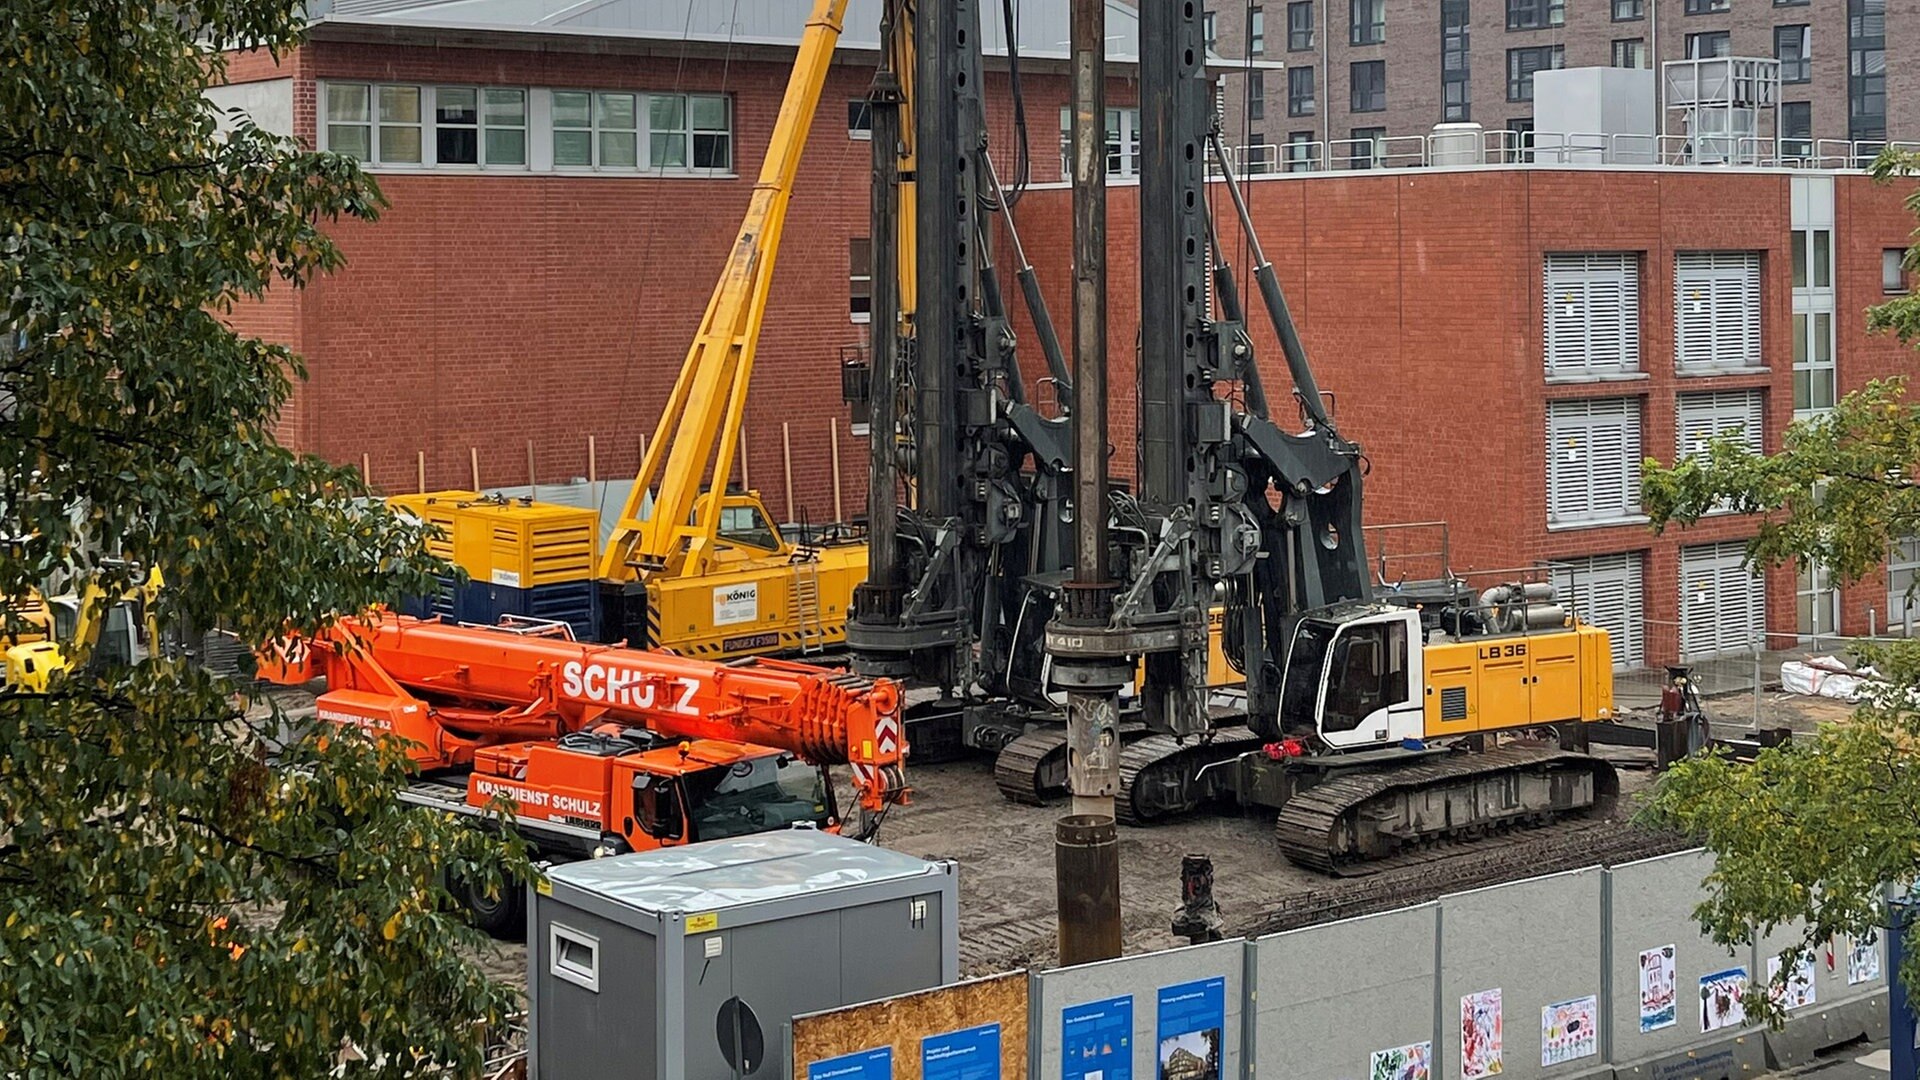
xmin=1113 ymin=730 xmax=1620 ymax=874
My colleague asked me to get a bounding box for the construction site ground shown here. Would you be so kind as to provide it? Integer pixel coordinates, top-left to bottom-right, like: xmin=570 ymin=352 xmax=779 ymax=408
xmin=459 ymin=685 xmax=1855 ymax=993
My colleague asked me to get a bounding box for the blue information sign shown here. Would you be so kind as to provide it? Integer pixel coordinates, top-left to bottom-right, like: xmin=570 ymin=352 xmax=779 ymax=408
xmin=807 ymin=1046 xmax=892 ymax=1080
xmin=922 ymin=1022 xmax=1001 ymax=1080
xmin=1154 ymin=977 xmax=1226 ymax=1080
xmin=1062 ymin=994 xmax=1133 ymax=1080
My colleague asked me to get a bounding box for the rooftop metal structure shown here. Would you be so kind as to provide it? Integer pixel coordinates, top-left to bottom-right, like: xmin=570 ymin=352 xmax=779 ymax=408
xmin=305 ymin=0 xmax=1183 ymax=64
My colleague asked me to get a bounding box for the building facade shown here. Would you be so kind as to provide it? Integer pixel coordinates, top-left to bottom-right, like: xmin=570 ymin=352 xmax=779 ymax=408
xmin=1006 ymin=164 xmax=1918 ymax=667
xmin=220 ymin=6 xmax=1920 ymax=671
xmin=1204 ymin=0 xmax=1915 ymax=170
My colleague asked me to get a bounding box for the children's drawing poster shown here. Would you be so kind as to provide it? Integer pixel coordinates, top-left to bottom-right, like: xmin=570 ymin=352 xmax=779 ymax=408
xmin=1638 ymin=945 xmax=1678 ymax=1032
xmin=1849 ymin=933 xmax=1882 ymax=985
xmin=1370 ymin=1041 xmax=1432 ymax=1080
xmin=1539 ymin=996 xmax=1598 ymax=1067
xmin=1766 ymin=954 xmax=1817 ymax=1011
xmin=1698 ymin=967 xmax=1749 ymax=1033
xmin=1460 ymin=988 xmax=1503 ymax=1079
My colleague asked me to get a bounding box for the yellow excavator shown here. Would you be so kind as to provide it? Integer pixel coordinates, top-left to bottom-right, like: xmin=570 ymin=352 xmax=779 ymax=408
xmin=2 ymin=567 xmax=164 ymax=691
xmin=589 ymin=0 xmax=867 ymax=661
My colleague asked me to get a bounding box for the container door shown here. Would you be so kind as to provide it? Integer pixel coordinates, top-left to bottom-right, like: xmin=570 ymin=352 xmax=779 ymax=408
xmin=681 ymin=927 xmax=735 ymax=1080
xmin=697 ymin=913 xmax=843 ymax=1079
xmin=839 ymin=893 xmax=945 ymax=1003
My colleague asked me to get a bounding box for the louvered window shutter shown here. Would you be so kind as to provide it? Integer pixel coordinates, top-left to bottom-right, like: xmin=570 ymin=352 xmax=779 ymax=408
xmin=1674 ymin=252 xmax=1761 ymax=373
xmin=1545 ymin=253 xmax=1640 ymax=378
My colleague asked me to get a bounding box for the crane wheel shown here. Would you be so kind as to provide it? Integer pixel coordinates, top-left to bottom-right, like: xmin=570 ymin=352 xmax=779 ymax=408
xmin=453 ymin=870 xmax=527 ymax=941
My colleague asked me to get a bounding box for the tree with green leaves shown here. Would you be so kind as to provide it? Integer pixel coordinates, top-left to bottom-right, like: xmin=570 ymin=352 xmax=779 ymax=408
xmin=1 ymin=1 xmax=531 ymax=1073
xmin=1639 ymin=148 xmax=1920 ymax=1024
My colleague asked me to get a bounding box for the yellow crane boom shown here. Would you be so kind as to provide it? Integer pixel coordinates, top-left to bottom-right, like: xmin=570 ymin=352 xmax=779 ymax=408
xmin=601 ymin=0 xmax=851 ymax=582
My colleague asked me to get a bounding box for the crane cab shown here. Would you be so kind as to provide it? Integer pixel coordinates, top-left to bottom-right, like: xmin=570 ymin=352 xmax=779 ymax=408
xmin=462 ymin=731 xmax=839 ymax=855
xmin=1276 ymin=595 xmax=1613 ymax=752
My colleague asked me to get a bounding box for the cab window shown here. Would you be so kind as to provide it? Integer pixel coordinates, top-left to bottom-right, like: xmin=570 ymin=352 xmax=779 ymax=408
xmin=1321 ymin=619 xmax=1408 ymax=734
xmin=683 ymin=755 xmax=832 ymax=841
xmin=717 ymin=503 xmax=780 ymax=551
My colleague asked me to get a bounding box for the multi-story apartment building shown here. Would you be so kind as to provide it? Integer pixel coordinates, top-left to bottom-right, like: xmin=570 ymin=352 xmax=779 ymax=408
xmin=1207 ymin=0 xmax=1913 ymax=170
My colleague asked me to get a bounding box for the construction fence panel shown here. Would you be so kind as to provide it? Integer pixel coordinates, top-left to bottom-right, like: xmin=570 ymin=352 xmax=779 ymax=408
xmin=1249 ymin=903 xmax=1439 ymax=1080
xmin=1748 ymin=915 xmax=1889 ymax=1066
xmin=788 ymin=971 xmax=1029 ymax=1080
xmin=1440 ymin=867 xmax=1609 ymax=1080
xmin=1604 ymin=850 xmax=1763 ymax=1079
xmin=1030 ymin=939 xmax=1244 ymax=1080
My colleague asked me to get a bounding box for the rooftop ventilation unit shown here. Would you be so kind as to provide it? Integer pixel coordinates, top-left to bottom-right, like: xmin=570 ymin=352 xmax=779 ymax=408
xmin=1663 ymin=57 xmax=1780 ymax=166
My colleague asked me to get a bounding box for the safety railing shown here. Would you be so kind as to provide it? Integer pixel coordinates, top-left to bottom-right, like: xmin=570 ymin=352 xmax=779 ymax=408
xmin=1209 ymin=132 xmax=1917 ymax=177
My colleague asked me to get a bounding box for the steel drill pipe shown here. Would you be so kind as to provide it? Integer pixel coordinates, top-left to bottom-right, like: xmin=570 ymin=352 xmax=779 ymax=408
xmin=1055 ymin=814 xmax=1123 ymax=965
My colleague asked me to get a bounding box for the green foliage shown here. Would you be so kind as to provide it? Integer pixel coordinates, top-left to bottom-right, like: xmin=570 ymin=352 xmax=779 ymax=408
xmin=1638 ymin=148 xmax=1920 ymax=1025
xmin=1644 ymin=648 xmax=1920 ymax=1026
xmin=1869 ymin=147 xmax=1920 ymax=347
xmin=1 ymin=1 xmax=533 ymax=1074
xmin=1642 ymin=379 xmax=1920 ymax=582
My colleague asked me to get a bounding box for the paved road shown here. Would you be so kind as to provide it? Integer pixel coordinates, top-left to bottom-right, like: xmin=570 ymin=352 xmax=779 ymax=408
xmin=1780 ymin=1041 xmax=1892 ymax=1079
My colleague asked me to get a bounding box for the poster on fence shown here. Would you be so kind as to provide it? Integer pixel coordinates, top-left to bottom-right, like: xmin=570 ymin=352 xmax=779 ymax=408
xmin=1539 ymin=996 xmax=1598 ymax=1067
xmin=1766 ymin=954 xmax=1817 ymax=1011
xmin=1460 ymin=988 xmax=1503 ymax=1079
xmin=1850 ymin=934 xmax=1882 ymax=985
xmin=1370 ymin=1041 xmax=1432 ymax=1080
xmin=807 ymin=1046 xmax=893 ymax=1080
xmin=1063 ymin=994 xmax=1133 ymax=1080
xmin=1154 ymin=977 xmax=1224 ymax=1080
xmin=1638 ymin=945 xmax=1678 ymax=1032
xmin=1699 ymin=967 xmax=1749 ymax=1033
xmin=924 ymin=1023 xmax=1002 ymax=1080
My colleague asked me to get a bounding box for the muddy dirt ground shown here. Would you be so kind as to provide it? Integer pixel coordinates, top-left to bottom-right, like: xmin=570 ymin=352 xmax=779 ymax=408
xmin=464 ymin=684 xmax=1853 ymax=993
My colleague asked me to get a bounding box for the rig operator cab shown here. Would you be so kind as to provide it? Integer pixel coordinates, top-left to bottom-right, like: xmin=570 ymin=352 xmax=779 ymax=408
xmin=1277 ymin=594 xmax=1614 ymax=752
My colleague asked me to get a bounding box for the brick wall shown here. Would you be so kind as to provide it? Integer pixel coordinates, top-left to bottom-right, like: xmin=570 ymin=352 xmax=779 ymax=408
xmin=220 ymin=38 xmax=1128 ymax=521
xmin=219 ymin=35 xmax=1920 ymax=665
xmin=1009 ymin=166 xmax=1917 ymax=663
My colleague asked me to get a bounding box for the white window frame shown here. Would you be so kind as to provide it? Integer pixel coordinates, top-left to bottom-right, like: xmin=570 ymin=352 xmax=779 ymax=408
xmin=429 ymin=85 xmax=529 ymax=170
xmin=1546 ymin=396 xmax=1644 ymax=528
xmin=1058 ymin=106 xmax=1143 ymax=179
xmin=848 ymin=99 xmax=873 ymax=141
xmin=549 ymin=923 xmax=600 ymax=992
xmin=1797 ymin=562 xmax=1838 ymax=640
xmin=1792 ymin=306 xmax=1836 ymax=417
xmin=1544 ymin=253 xmax=1642 ymax=380
xmin=317 ymin=81 xmax=736 ymax=178
xmin=1550 ymin=552 xmax=1646 ymax=668
xmin=552 ymin=89 xmax=640 ymax=172
xmin=1673 ymin=251 xmax=1763 ymax=374
xmin=849 ymin=236 xmax=872 ymax=325
xmin=1889 ymin=537 xmax=1920 ymax=634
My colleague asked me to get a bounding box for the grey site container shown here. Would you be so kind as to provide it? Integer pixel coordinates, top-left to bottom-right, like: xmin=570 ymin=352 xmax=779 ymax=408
xmin=528 ymin=831 xmax=959 ymax=1080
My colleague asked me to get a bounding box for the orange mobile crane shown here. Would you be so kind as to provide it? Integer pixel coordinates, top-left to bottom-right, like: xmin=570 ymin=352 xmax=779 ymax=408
xmin=260 ymin=611 xmax=906 ymax=933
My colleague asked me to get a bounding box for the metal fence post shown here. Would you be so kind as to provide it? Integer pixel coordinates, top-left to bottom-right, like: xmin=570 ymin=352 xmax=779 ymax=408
xmin=1889 ymin=895 xmax=1917 ymax=1080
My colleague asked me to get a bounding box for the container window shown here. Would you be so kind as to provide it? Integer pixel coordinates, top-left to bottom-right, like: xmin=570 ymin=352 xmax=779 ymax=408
xmin=550 ymin=923 xmax=600 ymax=992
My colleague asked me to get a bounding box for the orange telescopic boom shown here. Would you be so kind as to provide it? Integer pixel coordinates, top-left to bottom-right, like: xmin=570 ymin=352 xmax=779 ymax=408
xmin=261 ymin=611 xmax=907 ymax=817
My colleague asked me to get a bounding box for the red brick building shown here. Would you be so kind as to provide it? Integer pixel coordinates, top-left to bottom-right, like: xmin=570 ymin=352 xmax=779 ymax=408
xmin=217 ymin=5 xmax=1920 ymax=669
xmin=1009 ymin=167 xmax=1920 ymax=667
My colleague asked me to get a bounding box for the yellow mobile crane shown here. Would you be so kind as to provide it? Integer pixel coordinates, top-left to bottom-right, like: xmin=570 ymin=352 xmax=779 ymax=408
xmin=596 ymin=0 xmax=867 ymax=661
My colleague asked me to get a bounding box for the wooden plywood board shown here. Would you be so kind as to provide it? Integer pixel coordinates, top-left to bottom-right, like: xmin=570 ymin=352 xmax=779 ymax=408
xmin=791 ymin=971 xmax=1029 ymax=1080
